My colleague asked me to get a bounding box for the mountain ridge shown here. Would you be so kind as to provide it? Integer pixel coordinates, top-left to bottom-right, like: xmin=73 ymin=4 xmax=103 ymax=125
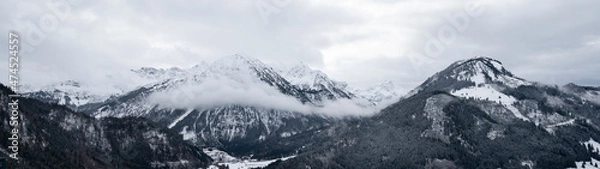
xmin=0 ymin=84 xmax=213 ymax=169
xmin=267 ymin=56 xmax=600 ymax=169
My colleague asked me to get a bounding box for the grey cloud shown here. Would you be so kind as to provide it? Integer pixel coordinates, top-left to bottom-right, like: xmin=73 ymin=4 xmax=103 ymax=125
xmin=0 ymin=0 xmax=599 ymax=92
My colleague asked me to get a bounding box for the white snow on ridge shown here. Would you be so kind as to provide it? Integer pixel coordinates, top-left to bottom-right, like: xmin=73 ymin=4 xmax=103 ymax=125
xmin=353 ymin=80 xmax=405 ymax=106
xmin=470 ymin=71 xmax=486 ymax=85
xmin=571 ymin=158 xmax=600 ymax=169
xmin=583 ymin=138 xmax=600 ymax=156
xmin=451 ymin=84 xmax=529 ymax=121
xmin=570 ymin=138 xmax=600 ymax=169
xmin=169 ymin=109 xmax=194 ymax=128
xmin=453 ymin=58 xmax=531 ymax=88
xmin=544 ymin=119 xmax=576 ymax=134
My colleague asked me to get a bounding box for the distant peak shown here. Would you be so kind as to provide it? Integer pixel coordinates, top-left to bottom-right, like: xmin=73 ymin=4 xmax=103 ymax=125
xmin=288 ymin=62 xmax=314 ymax=73
xmin=379 ymin=80 xmax=395 ymax=88
xmin=448 ymin=56 xmax=512 ymax=78
xmin=292 ymin=62 xmax=311 ymax=69
xmin=467 ymin=56 xmax=501 ymax=63
xmin=412 ymin=56 xmax=530 ymax=93
xmin=60 ymin=80 xmax=81 ymax=87
xmin=453 ymin=56 xmax=503 ymax=68
xmin=167 ymin=67 xmax=183 ymax=71
xmin=135 ymin=67 xmax=160 ymax=71
xmin=285 ymin=62 xmax=330 ymax=80
xmin=228 ymin=53 xmax=258 ymax=61
xmin=214 ymin=53 xmax=265 ymax=66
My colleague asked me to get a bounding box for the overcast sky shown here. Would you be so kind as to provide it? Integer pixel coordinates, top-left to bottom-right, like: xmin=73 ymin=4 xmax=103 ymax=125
xmin=1 ymin=0 xmax=599 ymax=92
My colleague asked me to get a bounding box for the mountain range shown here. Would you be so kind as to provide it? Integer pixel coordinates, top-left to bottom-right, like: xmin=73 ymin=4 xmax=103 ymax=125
xmin=7 ymin=55 xmax=600 ymax=169
xmin=0 ymin=84 xmax=213 ymax=169
xmin=21 ymin=54 xmax=399 ymax=159
xmin=266 ymin=57 xmax=600 ymax=169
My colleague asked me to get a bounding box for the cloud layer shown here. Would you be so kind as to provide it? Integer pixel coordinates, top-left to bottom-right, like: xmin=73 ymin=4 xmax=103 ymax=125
xmin=1 ymin=0 xmax=599 ymax=93
xmin=146 ymin=73 xmax=377 ymax=117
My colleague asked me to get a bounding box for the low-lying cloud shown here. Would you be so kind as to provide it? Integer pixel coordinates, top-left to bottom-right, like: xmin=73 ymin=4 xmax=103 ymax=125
xmin=147 ymin=74 xmax=377 ymax=117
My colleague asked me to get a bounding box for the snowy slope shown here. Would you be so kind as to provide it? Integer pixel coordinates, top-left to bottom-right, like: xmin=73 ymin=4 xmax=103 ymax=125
xmin=447 ymin=57 xmax=531 ymax=88
xmin=403 ymin=57 xmax=536 ymax=122
xmin=281 ymin=63 xmax=354 ymax=101
xmin=87 ymin=54 xmax=365 ymax=157
xmin=267 ymin=56 xmax=600 ymax=169
xmin=583 ymin=138 xmax=600 ymax=156
xmin=353 ymin=80 xmax=404 ymax=106
xmin=451 ymin=84 xmax=528 ymax=121
xmin=24 ymin=62 xmax=210 ymax=110
xmin=25 ymin=54 xmax=396 ymax=159
xmin=406 ymin=56 xmax=532 ymax=98
xmin=131 ymin=67 xmax=187 ymax=81
xmin=218 ymin=156 xmax=295 ymax=169
xmin=93 ymin=54 xmax=377 ymax=118
xmin=0 ymin=84 xmax=212 ymax=168
xmin=22 ymin=80 xmax=124 ymax=109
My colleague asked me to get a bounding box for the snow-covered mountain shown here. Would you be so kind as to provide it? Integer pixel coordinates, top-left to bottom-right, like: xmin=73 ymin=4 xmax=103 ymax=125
xmin=23 ymin=54 xmax=390 ymax=158
xmin=22 ymin=80 xmax=124 ymax=110
xmin=131 ymin=67 xmax=187 ymax=80
xmin=14 ymin=55 xmax=600 ymax=168
xmin=74 ymin=54 xmax=382 ymax=158
xmin=353 ymin=80 xmax=404 ymax=105
xmin=23 ymin=62 xmax=210 ymax=110
xmin=407 ymin=56 xmax=531 ymax=95
xmin=0 ymin=84 xmax=212 ymax=169
xmin=280 ymin=63 xmax=355 ymax=101
xmin=130 ymin=61 xmax=209 ymax=82
xmin=269 ymin=56 xmax=600 ymax=169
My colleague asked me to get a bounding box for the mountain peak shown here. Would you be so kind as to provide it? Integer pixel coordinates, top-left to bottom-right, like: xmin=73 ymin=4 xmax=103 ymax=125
xmin=210 ymin=54 xmax=269 ymax=72
xmin=435 ymin=56 xmax=527 ymax=87
xmin=222 ymin=53 xmax=261 ymax=63
xmin=353 ymin=80 xmax=403 ymax=105
xmin=460 ymin=56 xmax=502 ymax=64
xmin=282 ymin=62 xmax=348 ymax=89
xmin=377 ymin=80 xmax=395 ymax=90
xmin=59 ymin=80 xmax=82 ymax=88
xmin=409 ymin=56 xmax=531 ymax=96
xmin=285 ymin=63 xmax=328 ymax=81
xmin=449 ymin=56 xmax=513 ymax=80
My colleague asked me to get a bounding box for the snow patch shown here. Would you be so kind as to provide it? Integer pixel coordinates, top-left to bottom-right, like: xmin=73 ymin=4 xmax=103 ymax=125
xmin=521 ymin=160 xmax=534 ymax=169
xmin=179 ymin=126 xmax=197 ymax=141
xmin=572 ymin=158 xmax=600 ymax=169
xmin=203 ymin=148 xmax=239 ymax=163
xmin=544 ymin=119 xmax=575 ymax=134
xmin=280 ymin=131 xmax=297 ymax=138
xmin=203 ymin=148 xmax=295 ymax=169
xmin=487 ymin=130 xmax=504 ymax=140
xmin=169 ymin=109 xmax=194 ymax=128
xmin=353 ymin=80 xmax=405 ymax=106
xmin=583 ymin=138 xmax=600 ymax=156
xmin=219 ymin=156 xmax=296 ymax=169
xmin=451 ymin=84 xmax=529 ymax=121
